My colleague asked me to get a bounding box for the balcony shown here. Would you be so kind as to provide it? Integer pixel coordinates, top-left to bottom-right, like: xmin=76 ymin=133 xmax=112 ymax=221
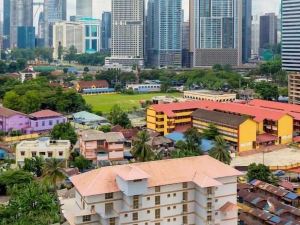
xmin=101 ymin=209 xmax=119 ymax=219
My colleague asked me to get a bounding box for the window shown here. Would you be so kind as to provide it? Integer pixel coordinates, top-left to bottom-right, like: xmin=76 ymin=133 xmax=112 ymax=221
xmin=168 ymin=218 xmax=171 ymax=222
xmin=167 ymin=194 xmax=170 ymax=198
xmin=40 ymin=152 xmax=45 ymax=156
xmin=133 ymin=195 xmax=139 ymax=209
xmin=91 ymin=205 xmax=95 ymax=212
xmin=155 ymin=209 xmax=160 ymax=219
xmin=58 ymin=151 xmax=63 ymax=156
xmin=133 ymin=179 xmax=142 ymax=182
xmin=48 ymin=152 xmax=53 ymax=158
xmin=56 ymin=120 xmax=59 ymax=124
xmin=42 ymin=121 xmax=45 ymax=126
xmin=82 ymin=215 xmax=91 ymax=222
xmin=155 ymin=223 xmax=160 ymax=225
xmin=155 ymin=186 xmax=160 ymax=192
xmin=147 ymin=210 xmax=150 ymax=214
xmin=31 ymin=152 xmax=36 ymax=157
xmin=207 ymin=187 xmax=213 ymax=195
xmin=183 ymin=204 xmax=188 ymax=213
xmin=49 ymin=120 xmax=53 ymax=126
xmin=183 ymin=182 xmax=188 ymax=188
xmin=183 ymin=215 xmax=188 ymax=224
xmin=173 ymin=218 xmax=176 ymax=221
xmin=167 ymin=206 xmax=170 ymax=210
xmin=132 ymin=212 xmax=138 ymax=221
xmin=35 ymin=122 xmax=38 ymax=127
xmin=21 ymin=151 xmax=25 ymax=156
xmin=155 ymin=196 xmax=160 ymax=205
xmin=183 ymin=192 xmax=188 ymax=201
xmin=147 ymin=197 xmax=150 ymax=201
xmin=173 ymin=206 xmax=176 ymax=209
xmin=105 ymin=202 xmax=113 ymax=214
xmin=207 ymin=202 xmax=212 ymax=210
xmin=173 ymin=193 xmax=176 ymax=197
xmin=124 ymin=214 xmax=128 ymax=217
xmin=109 ymin=218 xmax=115 ymax=225
xmin=207 ymin=215 xmax=212 ymax=222
xmin=105 ymin=193 xmax=113 ymax=199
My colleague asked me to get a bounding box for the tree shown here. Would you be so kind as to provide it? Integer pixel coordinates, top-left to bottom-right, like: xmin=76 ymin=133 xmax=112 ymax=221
xmin=0 ymin=170 xmax=33 ymax=195
xmin=255 ymin=81 xmax=279 ymax=100
xmin=209 ymin=136 xmax=232 ymax=165
xmin=132 ymin=131 xmax=154 ymax=162
xmin=84 ymin=66 xmax=90 ymax=73
xmin=51 ymin=122 xmax=77 ymax=145
xmin=108 ymin=104 xmax=131 ymax=128
xmin=202 ymin=124 xmax=220 ymax=140
xmin=247 ymin=163 xmax=277 ymax=184
xmin=99 ymin=125 xmax=111 ymax=133
xmin=42 ymin=158 xmax=66 ymax=190
xmin=0 ymin=182 xmax=60 ymax=225
xmin=64 ymin=45 xmax=77 ymax=63
xmin=74 ymin=156 xmax=91 ymax=172
xmin=0 ymin=61 xmax=7 ymax=74
xmin=63 ymin=67 xmax=68 ymax=74
xmin=57 ymin=45 xmax=63 ymax=60
xmin=23 ymin=156 xmax=45 ymax=177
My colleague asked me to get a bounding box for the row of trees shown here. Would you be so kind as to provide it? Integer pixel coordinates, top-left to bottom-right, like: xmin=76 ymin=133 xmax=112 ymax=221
xmin=1 ymin=78 xmax=90 ymax=114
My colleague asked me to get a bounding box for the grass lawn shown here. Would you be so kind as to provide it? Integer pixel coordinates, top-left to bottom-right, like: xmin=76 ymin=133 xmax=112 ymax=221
xmin=84 ymin=92 xmax=182 ymax=113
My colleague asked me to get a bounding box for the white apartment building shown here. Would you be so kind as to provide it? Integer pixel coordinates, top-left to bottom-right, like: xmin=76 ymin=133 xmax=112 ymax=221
xmin=61 ymin=156 xmax=242 ymax=225
xmin=16 ymin=137 xmax=71 ymax=166
xmin=52 ymin=21 xmax=85 ymax=59
xmin=106 ymin=0 xmax=144 ymax=67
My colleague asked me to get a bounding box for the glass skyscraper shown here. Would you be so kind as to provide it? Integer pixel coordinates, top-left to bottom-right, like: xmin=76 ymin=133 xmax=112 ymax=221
xmin=17 ymin=26 xmax=35 ymax=49
xmin=190 ymin=0 xmax=242 ymax=67
xmin=242 ymin=0 xmax=252 ymax=63
xmin=282 ymin=0 xmax=300 ymax=71
xmin=101 ymin=12 xmax=112 ymax=51
xmin=146 ymin=0 xmax=182 ymax=68
xmin=3 ymin=0 xmax=10 ymax=49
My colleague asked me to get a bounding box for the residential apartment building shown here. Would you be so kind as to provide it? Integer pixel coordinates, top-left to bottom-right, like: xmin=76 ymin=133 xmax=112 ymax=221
xmin=183 ymin=90 xmax=236 ymax=102
xmin=79 ymin=130 xmax=125 ymax=162
xmin=189 ymin=0 xmax=243 ymax=67
xmin=106 ymin=0 xmax=145 ymax=67
xmin=282 ymin=0 xmax=300 ymax=72
xmin=62 ymin=156 xmax=242 ymax=225
xmin=289 ymin=73 xmax=300 ymax=104
xmin=16 ymin=137 xmax=71 ymax=166
xmin=146 ymin=0 xmax=182 ymax=68
xmin=52 ymin=21 xmax=85 ymax=59
xmin=147 ymin=100 xmax=293 ymax=152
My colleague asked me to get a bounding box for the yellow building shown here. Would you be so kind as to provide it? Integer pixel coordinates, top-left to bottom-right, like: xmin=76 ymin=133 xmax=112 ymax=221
xmin=192 ymin=109 xmax=257 ymax=152
xmin=147 ymin=100 xmax=294 ymax=153
xmin=183 ymin=90 xmax=236 ymax=102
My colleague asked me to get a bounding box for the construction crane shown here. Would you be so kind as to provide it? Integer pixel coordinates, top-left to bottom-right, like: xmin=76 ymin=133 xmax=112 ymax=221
xmin=33 ymin=0 xmax=44 ymax=21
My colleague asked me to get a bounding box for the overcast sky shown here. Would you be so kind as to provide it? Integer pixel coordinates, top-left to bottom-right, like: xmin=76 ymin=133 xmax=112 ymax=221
xmin=68 ymin=0 xmax=281 ymax=20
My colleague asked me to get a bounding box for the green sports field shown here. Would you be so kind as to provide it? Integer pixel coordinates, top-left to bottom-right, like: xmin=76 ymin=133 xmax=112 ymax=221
xmin=84 ymin=92 xmax=182 ymax=113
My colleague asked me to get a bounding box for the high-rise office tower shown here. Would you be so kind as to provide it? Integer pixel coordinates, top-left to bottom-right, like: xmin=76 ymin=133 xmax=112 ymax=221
xmin=190 ymin=0 xmax=243 ymax=67
xmin=44 ymin=0 xmax=67 ymax=47
xmin=17 ymin=26 xmax=35 ymax=49
xmin=107 ymin=0 xmax=144 ymax=67
xmin=282 ymin=0 xmax=300 ymax=72
xmin=182 ymin=21 xmax=191 ymax=68
xmin=146 ymin=0 xmax=182 ymax=68
xmin=76 ymin=0 xmax=93 ymax=18
xmin=3 ymin=0 xmax=10 ymax=49
xmin=101 ymin=12 xmax=112 ymax=51
xmin=259 ymin=13 xmax=278 ymax=50
xmin=242 ymin=0 xmax=252 ymax=63
xmin=251 ymin=15 xmax=260 ymax=57
xmin=282 ymin=0 xmax=300 ymax=104
xmin=10 ymin=0 xmax=33 ymax=48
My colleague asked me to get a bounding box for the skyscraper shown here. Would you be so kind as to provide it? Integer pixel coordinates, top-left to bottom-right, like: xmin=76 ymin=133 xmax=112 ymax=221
xmin=190 ymin=0 xmax=243 ymax=67
xmin=259 ymin=13 xmax=278 ymax=50
xmin=251 ymin=15 xmax=260 ymax=57
xmin=242 ymin=0 xmax=252 ymax=63
xmin=76 ymin=0 xmax=93 ymax=18
xmin=146 ymin=0 xmax=182 ymax=68
xmin=17 ymin=26 xmax=35 ymax=49
xmin=3 ymin=0 xmax=10 ymax=49
xmin=282 ymin=0 xmax=300 ymax=72
xmin=101 ymin=12 xmax=112 ymax=51
xmin=44 ymin=0 xmax=67 ymax=47
xmin=107 ymin=0 xmax=144 ymax=67
xmin=10 ymin=0 xmax=33 ymax=48
xmin=182 ymin=21 xmax=191 ymax=67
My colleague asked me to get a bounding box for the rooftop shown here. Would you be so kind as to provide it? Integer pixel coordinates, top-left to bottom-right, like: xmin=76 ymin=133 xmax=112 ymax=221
xmin=29 ymin=109 xmax=63 ymax=118
xmin=77 ymin=80 xmax=109 ymax=89
xmin=184 ymin=90 xmax=235 ymax=96
xmin=0 ymin=107 xmax=27 ymax=118
xmin=80 ymin=130 xmax=125 ymax=143
xmin=71 ymin=156 xmax=242 ymax=197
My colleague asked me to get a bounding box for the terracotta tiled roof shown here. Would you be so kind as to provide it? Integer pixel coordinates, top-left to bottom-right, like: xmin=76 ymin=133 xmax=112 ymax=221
xmin=219 ymin=202 xmax=238 ymax=212
xmin=29 ymin=110 xmax=63 ymax=118
xmin=0 ymin=107 xmax=27 ymax=118
xmin=77 ymin=80 xmax=109 ymax=89
xmin=71 ymin=156 xmax=243 ymax=196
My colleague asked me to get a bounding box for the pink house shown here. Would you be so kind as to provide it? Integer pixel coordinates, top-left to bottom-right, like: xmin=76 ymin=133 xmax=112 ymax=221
xmin=0 ymin=107 xmax=31 ymax=133
xmin=29 ymin=110 xmax=66 ymax=133
xmin=79 ymin=130 xmax=125 ymax=162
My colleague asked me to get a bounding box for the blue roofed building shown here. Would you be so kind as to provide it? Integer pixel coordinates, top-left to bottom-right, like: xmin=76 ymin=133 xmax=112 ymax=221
xmin=73 ymin=111 xmax=110 ymax=127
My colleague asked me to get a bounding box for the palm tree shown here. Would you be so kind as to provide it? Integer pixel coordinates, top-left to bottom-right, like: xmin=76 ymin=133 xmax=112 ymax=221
xmin=42 ymin=158 xmax=66 ymax=191
xmin=209 ymin=136 xmax=232 ymax=165
xmin=132 ymin=131 xmax=154 ymax=162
